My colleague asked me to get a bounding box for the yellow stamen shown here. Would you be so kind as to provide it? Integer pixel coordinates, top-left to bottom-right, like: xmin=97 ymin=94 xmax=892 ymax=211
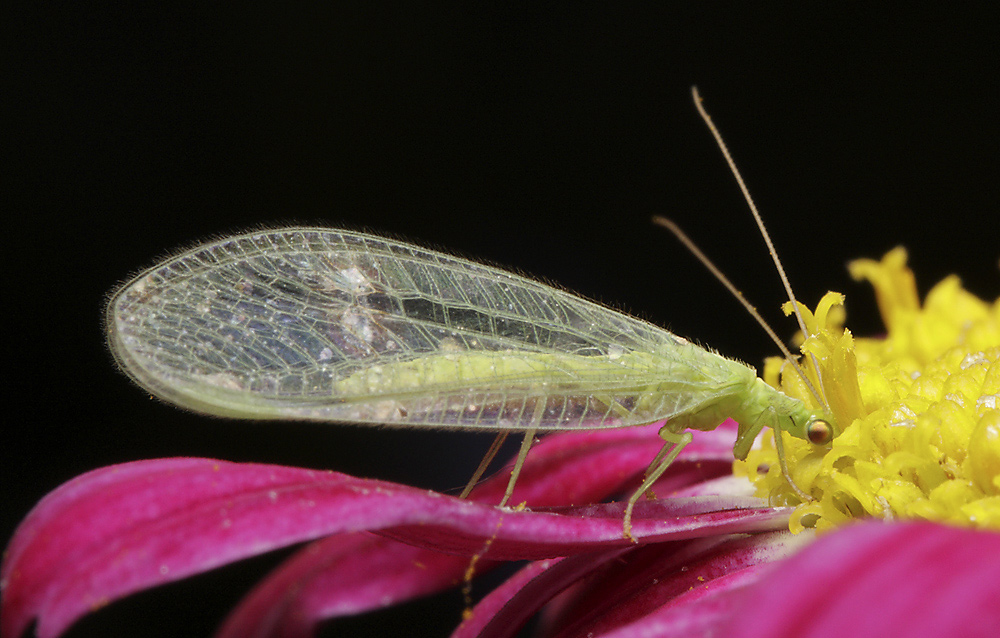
xmin=735 ymin=247 xmax=1000 ymax=532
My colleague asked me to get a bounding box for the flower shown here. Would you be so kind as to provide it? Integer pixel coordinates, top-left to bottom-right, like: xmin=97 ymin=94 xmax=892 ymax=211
xmin=736 ymin=247 xmax=1000 ymax=533
xmin=3 ymin=249 xmax=999 ymax=637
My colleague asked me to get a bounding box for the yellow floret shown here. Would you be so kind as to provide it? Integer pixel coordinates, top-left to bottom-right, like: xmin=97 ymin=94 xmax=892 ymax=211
xmin=734 ymin=247 xmax=1000 ymax=532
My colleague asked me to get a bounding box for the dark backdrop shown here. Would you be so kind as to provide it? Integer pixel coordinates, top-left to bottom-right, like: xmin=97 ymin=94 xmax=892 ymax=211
xmin=4 ymin=4 xmax=998 ymax=637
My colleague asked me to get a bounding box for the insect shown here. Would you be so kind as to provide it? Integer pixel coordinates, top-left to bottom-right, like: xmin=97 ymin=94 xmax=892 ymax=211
xmin=105 ymin=89 xmax=840 ymax=540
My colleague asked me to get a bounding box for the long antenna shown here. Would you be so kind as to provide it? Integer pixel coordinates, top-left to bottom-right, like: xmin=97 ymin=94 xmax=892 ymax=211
xmin=653 ymin=217 xmax=799 ymax=365
xmin=686 ymin=86 xmax=828 ymax=406
xmin=654 ymin=216 xmax=822 ymax=406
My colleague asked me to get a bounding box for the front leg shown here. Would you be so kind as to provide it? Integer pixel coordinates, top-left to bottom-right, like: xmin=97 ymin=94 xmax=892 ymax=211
xmin=739 ymin=408 xmax=813 ymax=502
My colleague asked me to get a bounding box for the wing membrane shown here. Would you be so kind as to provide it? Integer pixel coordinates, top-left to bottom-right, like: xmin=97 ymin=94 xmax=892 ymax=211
xmin=108 ymin=228 xmax=746 ymax=430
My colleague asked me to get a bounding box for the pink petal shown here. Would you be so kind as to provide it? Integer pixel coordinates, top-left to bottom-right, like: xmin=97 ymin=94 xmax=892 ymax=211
xmin=1 ymin=452 xmax=782 ymax=638
xmin=454 ymin=531 xmax=802 ymax=638
xmin=2 ymin=458 xmax=382 ymax=638
xmin=380 ymin=497 xmax=791 ymax=559
xmin=211 ymin=426 xmax=652 ymax=638
xmin=719 ymin=522 xmax=1000 ymax=638
xmin=668 ymin=475 xmax=757 ymax=499
xmin=216 ymin=533 xmax=480 ymax=638
xmin=214 ymin=426 xmax=678 ymax=638
xmin=573 ymin=533 xmax=804 ymax=638
xmin=593 ymin=569 xmax=758 ymax=638
xmin=215 ymin=497 xmax=785 ymax=638
xmin=450 ymin=555 xmax=612 ymax=638
xmin=216 ymin=422 xmax=750 ymax=638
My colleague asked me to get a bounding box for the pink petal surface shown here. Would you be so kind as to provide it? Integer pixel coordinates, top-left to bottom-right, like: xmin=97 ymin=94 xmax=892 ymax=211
xmin=215 ymin=533 xmax=477 ymax=638
xmin=214 ymin=421 xmax=746 ymax=638
xmin=562 ymin=532 xmax=806 ymax=638
xmin=593 ymin=568 xmax=761 ymax=638
xmin=213 ymin=495 xmax=782 ymax=638
xmin=719 ymin=522 xmax=1000 ymax=638
xmin=1 ymin=421 xmax=763 ymax=638
xmin=455 ymin=531 xmax=804 ymax=638
xmin=452 ymin=555 xmax=590 ymax=638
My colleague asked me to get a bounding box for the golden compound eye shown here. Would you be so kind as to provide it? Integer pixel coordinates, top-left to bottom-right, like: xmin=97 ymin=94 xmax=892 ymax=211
xmin=807 ymin=419 xmax=833 ymax=445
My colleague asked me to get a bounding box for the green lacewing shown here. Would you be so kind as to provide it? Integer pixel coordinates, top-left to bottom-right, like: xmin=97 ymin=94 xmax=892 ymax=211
xmin=107 ymin=227 xmax=837 ymax=536
xmin=105 ymin=91 xmax=840 ymax=539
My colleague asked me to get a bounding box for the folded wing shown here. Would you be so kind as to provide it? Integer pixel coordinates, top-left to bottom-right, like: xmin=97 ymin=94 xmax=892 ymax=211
xmin=107 ymin=228 xmax=746 ymax=430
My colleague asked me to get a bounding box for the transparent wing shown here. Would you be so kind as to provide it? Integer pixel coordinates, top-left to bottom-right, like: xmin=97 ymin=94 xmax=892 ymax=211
xmin=108 ymin=228 xmax=748 ymax=431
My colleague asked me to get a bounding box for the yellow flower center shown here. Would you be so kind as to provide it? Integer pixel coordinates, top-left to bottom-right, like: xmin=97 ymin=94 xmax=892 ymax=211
xmin=733 ymin=247 xmax=1000 ymax=533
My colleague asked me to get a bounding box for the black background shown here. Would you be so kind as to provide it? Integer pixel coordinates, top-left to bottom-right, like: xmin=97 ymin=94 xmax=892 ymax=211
xmin=4 ymin=4 xmax=998 ymax=637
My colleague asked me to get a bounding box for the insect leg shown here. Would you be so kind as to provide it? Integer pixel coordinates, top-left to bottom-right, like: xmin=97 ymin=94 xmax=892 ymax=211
xmin=623 ymin=425 xmax=693 ymax=542
xmin=594 ymin=394 xmax=636 ymax=420
xmin=460 ymin=431 xmax=510 ymax=499
xmin=499 ymin=429 xmax=537 ymax=508
xmin=496 ymin=396 xmax=551 ymax=507
xmin=771 ymin=421 xmax=812 ymax=502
